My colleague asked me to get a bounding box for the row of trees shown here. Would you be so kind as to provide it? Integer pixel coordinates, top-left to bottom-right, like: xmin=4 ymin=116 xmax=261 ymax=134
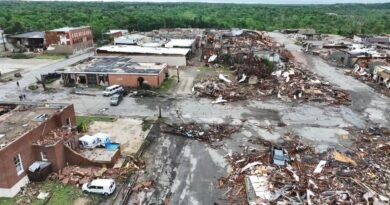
xmin=1 ymin=2 xmax=390 ymax=41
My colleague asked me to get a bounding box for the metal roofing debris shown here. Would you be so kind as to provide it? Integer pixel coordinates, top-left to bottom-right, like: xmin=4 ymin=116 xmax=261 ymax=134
xmin=33 ymin=113 xmax=49 ymax=122
xmin=9 ymin=31 xmax=44 ymax=39
xmin=165 ymin=39 xmax=195 ymax=48
xmin=245 ymin=175 xmax=272 ymax=204
xmin=97 ymin=45 xmax=190 ymax=56
xmin=63 ymin=57 xmax=166 ymax=75
xmin=28 ymin=161 xmax=51 ymax=172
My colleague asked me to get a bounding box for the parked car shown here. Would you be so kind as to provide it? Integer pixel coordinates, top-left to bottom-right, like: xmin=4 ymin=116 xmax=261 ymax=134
xmin=82 ymin=179 xmax=116 ymax=196
xmin=110 ymin=94 xmax=123 ymax=106
xmin=103 ymin=85 xmax=123 ymax=96
xmin=117 ymin=88 xmax=128 ymax=96
xmin=271 ymin=147 xmax=289 ymax=166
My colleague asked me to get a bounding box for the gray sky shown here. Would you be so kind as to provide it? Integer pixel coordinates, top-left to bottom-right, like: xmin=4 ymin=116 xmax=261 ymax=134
xmin=18 ymin=0 xmax=390 ymax=4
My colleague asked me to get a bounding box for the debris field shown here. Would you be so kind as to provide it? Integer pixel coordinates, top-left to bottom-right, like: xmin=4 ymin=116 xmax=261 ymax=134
xmin=194 ymin=30 xmax=351 ymax=105
xmin=49 ymin=156 xmax=145 ymax=187
xmin=217 ymin=127 xmax=390 ymax=205
xmin=161 ymin=122 xmax=242 ymax=148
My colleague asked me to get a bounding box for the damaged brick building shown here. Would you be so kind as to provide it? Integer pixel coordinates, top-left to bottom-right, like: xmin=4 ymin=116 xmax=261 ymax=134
xmin=45 ymin=26 xmax=94 ymax=54
xmin=0 ymin=103 xmax=75 ymax=197
xmin=0 ymin=102 xmax=120 ymax=198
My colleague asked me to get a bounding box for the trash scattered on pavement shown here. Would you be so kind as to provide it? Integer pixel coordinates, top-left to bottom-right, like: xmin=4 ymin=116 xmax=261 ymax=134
xmin=161 ymin=122 xmax=241 ymax=147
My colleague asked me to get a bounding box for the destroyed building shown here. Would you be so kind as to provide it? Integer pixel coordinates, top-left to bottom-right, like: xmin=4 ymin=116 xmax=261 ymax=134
xmin=104 ymin=29 xmax=129 ymax=40
xmin=6 ymin=31 xmax=45 ymax=52
xmin=373 ymin=65 xmax=390 ymax=88
xmin=60 ymin=56 xmax=168 ymax=88
xmin=0 ymin=103 xmax=75 ymax=197
xmin=45 ymin=26 xmax=94 ymax=54
xmin=353 ymin=35 xmax=390 ymax=45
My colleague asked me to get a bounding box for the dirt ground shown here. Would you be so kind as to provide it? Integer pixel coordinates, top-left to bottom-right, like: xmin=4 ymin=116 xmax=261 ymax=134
xmin=87 ymin=118 xmax=150 ymax=155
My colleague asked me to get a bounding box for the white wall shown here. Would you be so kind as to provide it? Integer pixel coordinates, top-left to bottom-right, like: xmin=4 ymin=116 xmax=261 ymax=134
xmin=129 ymin=55 xmax=187 ymax=67
xmin=0 ymin=175 xmax=29 ymax=198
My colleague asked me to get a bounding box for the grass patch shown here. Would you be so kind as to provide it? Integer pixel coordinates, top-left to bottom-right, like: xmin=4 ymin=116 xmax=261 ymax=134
xmin=34 ymin=54 xmax=66 ymax=60
xmin=0 ymin=197 xmax=15 ymax=205
xmin=195 ymin=66 xmax=233 ymax=81
xmin=76 ymin=115 xmax=117 ymax=132
xmin=0 ymin=181 xmax=103 ymax=205
xmin=158 ymin=78 xmax=174 ymax=92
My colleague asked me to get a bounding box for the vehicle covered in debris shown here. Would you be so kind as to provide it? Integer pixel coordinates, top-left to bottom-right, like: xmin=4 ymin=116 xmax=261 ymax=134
xmin=82 ymin=178 xmax=116 ymax=196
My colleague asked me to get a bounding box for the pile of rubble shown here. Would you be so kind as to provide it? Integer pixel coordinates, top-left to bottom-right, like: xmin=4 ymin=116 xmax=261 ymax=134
xmin=348 ymin=64 xmax=390 ymax=97
xmin=218 ymin=128 xmax=390 ymax=204
xmin=35 ymin=128 xmax=77 ymax=145
xmin=161 ymin=122 xmax=241 ymax=145
xmin=193 ymin=62 xmax=351 ymax=105
xmin=196 ymin=30 xmax=351 ymax=105
xmin=49 ymin=157 xmax=145 ymax=186
xmin=273 ymin=61 xmax=351 ymax=105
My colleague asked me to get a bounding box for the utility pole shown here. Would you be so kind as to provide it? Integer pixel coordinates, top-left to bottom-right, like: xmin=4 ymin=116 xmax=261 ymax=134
xmin=176 ymin=67 xmax=180 ymax=82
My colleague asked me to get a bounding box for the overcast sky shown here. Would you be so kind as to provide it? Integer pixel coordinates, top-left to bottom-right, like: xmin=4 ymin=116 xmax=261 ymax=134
xmin=19 ymin=0 xmax=390 ymax=4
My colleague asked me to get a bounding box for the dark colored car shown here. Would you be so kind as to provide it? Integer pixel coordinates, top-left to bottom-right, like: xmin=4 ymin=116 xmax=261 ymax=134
xmin=110 ymin=94 xmax=123 ymax=106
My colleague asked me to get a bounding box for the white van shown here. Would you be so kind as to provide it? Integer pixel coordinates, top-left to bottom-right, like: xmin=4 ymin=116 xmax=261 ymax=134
xmin=79 ymin=134 xmax=98 ymax=149
xmin=103 ymin=85 xmax=123 ymax=96
xmin=82 ymin=179 xmax=116 ymax=196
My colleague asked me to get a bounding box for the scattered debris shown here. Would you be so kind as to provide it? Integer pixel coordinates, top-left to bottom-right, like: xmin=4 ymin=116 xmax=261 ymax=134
xmin=217 ymin=128 xmax=390 ymax=204
xmin=161 ymin=122 xmax=241 ymax=147
xmin=313 ymin=160 xmax=327 ymax=174
xmin=218 ymin=74 xmax=232 ymax=84
xmin=132 ymin=180 xmax=154 ymax=192
xmin=195 ymin=30 xmax=351 ymax=104
xmin=36 ymin=192 xmax=50 ymax=200
xmin=49 ymin=156 xmax=145 ymax=187
xmin=35 ymin=128 xmax=77 ymax=145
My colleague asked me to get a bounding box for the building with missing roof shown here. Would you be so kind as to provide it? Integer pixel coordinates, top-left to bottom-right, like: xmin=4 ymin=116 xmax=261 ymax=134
xmin=60 ymin=56 xmax=168 ymax=88
xmin=45 ymin=26 xmax=93 ymax=54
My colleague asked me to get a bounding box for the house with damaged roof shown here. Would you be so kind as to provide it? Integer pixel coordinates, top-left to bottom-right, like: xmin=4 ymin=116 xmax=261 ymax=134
xmin=0 ymin=102 xmax=120 ymax=198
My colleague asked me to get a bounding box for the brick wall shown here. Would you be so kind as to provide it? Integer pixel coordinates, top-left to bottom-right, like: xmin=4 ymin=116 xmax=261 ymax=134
xmin=106 ymin=66 xmax=167 ymax=88
xmin=0 ymin=104 xmax=75 ymax=189
xmin=32 ymin=140 xmax=65 ymax=172
xmin=64 ymin=146 xmax=120 ymax=168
